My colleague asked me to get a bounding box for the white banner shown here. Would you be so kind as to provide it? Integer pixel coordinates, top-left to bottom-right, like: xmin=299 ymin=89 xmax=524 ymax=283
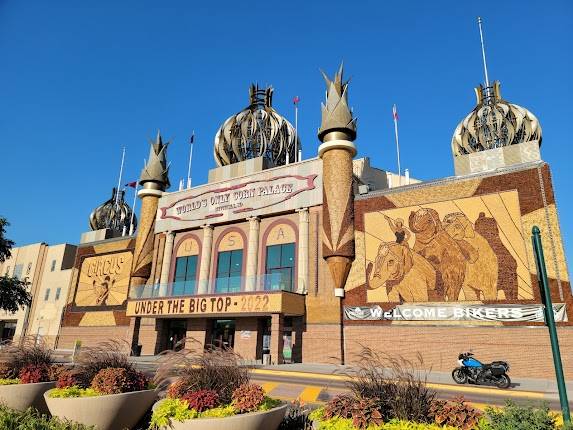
xmin=344 ymin=303 xmax=568 ymax=322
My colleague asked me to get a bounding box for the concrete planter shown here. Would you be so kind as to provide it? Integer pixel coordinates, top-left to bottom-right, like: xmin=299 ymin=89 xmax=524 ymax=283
xmin=45 ymin=389 xmax=157 ymax=430
xmin=154 ymin=400 xmax=287 ymax=430
xmin=0 ymin=381 xmax=55 ymax=414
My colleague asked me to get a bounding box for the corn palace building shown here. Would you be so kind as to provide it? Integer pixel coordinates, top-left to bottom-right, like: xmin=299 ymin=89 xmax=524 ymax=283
xmin=57 ymin=69 xmax=572 ymax=379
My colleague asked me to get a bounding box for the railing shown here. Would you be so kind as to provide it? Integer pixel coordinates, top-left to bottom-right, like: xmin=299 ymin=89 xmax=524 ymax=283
xmin=129 ymin=273 xmax=296 ymax=300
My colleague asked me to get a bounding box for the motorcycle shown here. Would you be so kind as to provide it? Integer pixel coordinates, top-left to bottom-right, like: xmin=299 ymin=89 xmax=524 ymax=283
xmin=452 ymin=352 xmax=511 ymax=389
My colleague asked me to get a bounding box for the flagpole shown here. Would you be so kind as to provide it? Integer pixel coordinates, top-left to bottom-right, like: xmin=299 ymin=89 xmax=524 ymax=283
xmin=295 ymin=101 xmax=301 ymax=162
xmin=116 ymin=147 xmax=126 ymax=206
xmin=393 ymin=104 xmax=401 ymax=186
xmin=129 ymin=183 xmax=138 ymax=235
xmin=187 ymin=132 xmax=194 ymax=189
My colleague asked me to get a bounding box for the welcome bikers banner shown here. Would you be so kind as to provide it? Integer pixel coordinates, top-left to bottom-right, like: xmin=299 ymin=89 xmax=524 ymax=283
xmin=343 ymin=303 xmax=568 ymax=322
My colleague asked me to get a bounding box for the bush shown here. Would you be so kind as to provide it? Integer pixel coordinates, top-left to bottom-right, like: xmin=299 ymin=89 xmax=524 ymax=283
xmin=166 ymin=377 xmax=193 ymax=399
xmin=154 ymin=341 xmax=249 ymax=405
xmin=90 ymin=367 xmax=148 ymax=395
xmin=48 ymin=387 xmax=100 ymax=398
xmin=351 ymin=397 xmax=384 ymax=429
xmin=73 ymin=340 xmax=139 ymax=388
xmin=232 ymin=383 xmax=266 ymax=413
xmin=481 ymin=400 xmax=556 ymax=430
xmin=19 ymin=363 xmax=51 ymax=384
xmin=429 ymin=396 xmax=482 ymax=430
xmin=181 ymin=389 xmax=220 ymax=412
xmin=56 ymin=368 xmax=80 ymax=389
xmin=325 ymin=394 xmax=356 ymax=420
xmin=49 ymin=364 xmax=68 ymax=382
xmin=343 ymin=346 xmax=435 ymax=423
xmin=0 ymin=404 xmax=94 ymax=429
xmin=0 ymin=338 xmax=54 ymax=379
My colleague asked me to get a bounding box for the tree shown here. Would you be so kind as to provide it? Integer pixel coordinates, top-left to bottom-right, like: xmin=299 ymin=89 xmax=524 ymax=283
xmin=0 ymin=217 xmax=31 ymax=313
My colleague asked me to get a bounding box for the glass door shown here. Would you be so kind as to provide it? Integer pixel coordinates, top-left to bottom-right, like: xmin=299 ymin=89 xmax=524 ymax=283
xmin=210 ymin=319 xmax=235 ymax=349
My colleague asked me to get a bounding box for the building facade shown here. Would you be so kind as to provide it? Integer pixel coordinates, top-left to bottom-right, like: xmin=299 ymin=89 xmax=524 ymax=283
xmin=0 ymin=242 xmax=76 ymax=346
xmin=56 ymin=71 xmax=572 ymax=379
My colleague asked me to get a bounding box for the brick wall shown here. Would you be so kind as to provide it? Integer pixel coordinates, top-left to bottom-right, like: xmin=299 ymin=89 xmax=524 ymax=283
xmin=302 ymin=323 xmax=343 ymax=364
xmin=343 ymin=324 xmax=573 ymax=379
xmin=234 ymin=317 xmax=260 ymax=361
xmin=57 ymin=326 xmax=131 ymax=349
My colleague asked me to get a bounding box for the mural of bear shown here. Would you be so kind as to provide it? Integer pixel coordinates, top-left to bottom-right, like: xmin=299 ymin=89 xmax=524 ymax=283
xmin=443 ymin=212 xmax=499 ymax=300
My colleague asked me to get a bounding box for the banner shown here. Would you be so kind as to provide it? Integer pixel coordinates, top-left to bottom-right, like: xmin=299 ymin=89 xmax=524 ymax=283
xmin=344 ymin=303 xmax=568 ymax=323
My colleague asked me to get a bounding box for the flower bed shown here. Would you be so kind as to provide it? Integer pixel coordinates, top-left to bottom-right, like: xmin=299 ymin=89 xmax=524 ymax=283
xmin=150 ymin=343 xmax=285 ymax=430
xmin=45 ymin=340 xmax=156 ymax=430
xmin=0 ymin=338 xmax=62 ymax=413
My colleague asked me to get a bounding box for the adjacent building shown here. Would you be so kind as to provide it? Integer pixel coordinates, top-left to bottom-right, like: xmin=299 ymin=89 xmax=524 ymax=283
xmin=0 ymin=242 xmax=76 ymax=346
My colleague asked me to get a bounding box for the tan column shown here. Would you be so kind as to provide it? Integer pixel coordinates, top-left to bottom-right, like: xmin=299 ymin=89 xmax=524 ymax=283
xmin=159 ymin=231 xmax=175 ymax=296
xmin=197 ymin=225 xmax=213 ymax=294
xmin=295 ymin=208 xmax=310 ymax=293
xmin=270 ymin=313 xmax=284 ymax=364
xmin=245 ymin=216 xmax=260 ymax=292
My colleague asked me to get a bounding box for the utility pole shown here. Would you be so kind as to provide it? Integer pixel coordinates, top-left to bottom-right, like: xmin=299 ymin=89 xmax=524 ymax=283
xmin=532 ymin=226 xmax=570 ymax=425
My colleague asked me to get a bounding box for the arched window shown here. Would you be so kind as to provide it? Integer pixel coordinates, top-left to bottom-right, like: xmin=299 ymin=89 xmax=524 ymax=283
xmin=173 ymin=236 xmax=200 ymax=296
xmin=263 ymin=222 xmax=297 ymax=292
xmin=214 ymin=230 xmax=245 ymax=293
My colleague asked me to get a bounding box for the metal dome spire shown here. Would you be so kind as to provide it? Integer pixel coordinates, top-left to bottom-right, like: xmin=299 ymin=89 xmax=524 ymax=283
xmin=89 ymin=188 xmax=137 ymax=234
xmin=213 ymin=84 xmax=299 ymax=167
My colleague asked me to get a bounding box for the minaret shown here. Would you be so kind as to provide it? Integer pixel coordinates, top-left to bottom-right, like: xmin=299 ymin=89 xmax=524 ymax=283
xmin=130 ymin=131 xmax=170 ymax=290
xmin=318 ymin=64 xmax=357 ymax=296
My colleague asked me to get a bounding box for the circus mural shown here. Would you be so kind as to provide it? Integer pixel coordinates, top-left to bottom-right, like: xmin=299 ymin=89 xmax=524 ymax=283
xmin=364 ymin=191 xmax=532 ymax=303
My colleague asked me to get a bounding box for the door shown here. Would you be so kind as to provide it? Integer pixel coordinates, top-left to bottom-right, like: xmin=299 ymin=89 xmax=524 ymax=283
xmin=166 ymin=319 xmax=187 ymax=351
xmin=210 ymin=319 xmax=235 ymax=349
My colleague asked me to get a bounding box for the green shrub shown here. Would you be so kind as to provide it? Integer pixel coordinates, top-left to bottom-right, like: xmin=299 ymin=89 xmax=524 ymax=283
xmin=149 ymin=398 xmax=197 ymax=429
xmin=0 ymin=404 xmax=94 ymax=429
xmin=480 ymin=401 xmax=556 ymax=430
xmin=48 ymin=387 xmax=100 ymax=398
xmin=199 ymin=405 xmax=236 ymax=418
xmin=429 ymin=396 xmax=482 ymax=429
xmin=90 ymin=367 xmax=148 ymax=395
xmin=0 ymin=378 xmax=19 ymax=385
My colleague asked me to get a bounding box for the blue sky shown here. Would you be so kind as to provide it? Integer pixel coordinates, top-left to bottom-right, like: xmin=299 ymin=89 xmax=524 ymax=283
xmin=1 ymin=1 xmax=572 ymax=263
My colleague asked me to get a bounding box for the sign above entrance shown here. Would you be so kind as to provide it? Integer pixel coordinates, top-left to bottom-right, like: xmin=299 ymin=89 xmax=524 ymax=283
xmin=126 ymin=291 xmax=305 ymax=318
xmin=155 ymin=159 xmax=322 ymax=232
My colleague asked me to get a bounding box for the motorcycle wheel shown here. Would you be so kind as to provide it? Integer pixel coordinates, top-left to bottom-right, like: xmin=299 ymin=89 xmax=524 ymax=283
xmin=452 ymin=368 xmax=468 ymax=384
xmin=496 ymin=374 xmax=511 ymax=389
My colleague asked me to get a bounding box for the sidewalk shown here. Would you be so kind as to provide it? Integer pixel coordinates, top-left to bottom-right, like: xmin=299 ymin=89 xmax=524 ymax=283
xmin=129 ymin=355 xmax=572 ymax=396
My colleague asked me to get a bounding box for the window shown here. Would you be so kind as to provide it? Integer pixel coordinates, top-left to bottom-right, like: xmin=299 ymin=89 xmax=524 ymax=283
xmin=215 ymin=250 xmax=243 ymax=293
xmin=265 ymin=243 xmax=295 ymax=291
xmin=55 ymin=287 xmax=61 ymax=300
xmin=50 ymin=260 xmax=57 ymax=272
xmin=172 ymin=256 xmax=198 ymax=296
xmin=13 ymin=265 xmax=23 ymax=280
xmin=44 ymin=288 xmax=51 ymax=301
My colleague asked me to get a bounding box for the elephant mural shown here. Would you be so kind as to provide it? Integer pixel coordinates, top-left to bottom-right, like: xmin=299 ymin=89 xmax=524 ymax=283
xmin=368 ymin=242 xmax=436 ymax=302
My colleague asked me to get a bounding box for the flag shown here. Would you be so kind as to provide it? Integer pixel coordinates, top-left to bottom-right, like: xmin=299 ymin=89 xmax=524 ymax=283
xmin=392 ymin=104 xmax=399 ymax=121
xmin=293 ymin=96 xmax=300 ymax=105
xmin=125 ymin=181 xmax=137 ymax=188
xmin=190 ymin=132 xmax=195 ymax=144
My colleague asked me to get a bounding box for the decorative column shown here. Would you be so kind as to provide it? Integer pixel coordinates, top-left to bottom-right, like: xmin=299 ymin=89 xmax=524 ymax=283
xmin=296 ymin=208 xmax=310 ymax=293
xmin=159 ymin=231 xmax=175 ymax=296
xmin=197 ymin=224 xmax=213 ymax=294
xmin=317 ymin=64 xmax=357 ymax=298
xmin=245 ymin=216 xmax=260 ymax=292
xmin=130 ymin=132 xmax=170 ymax=295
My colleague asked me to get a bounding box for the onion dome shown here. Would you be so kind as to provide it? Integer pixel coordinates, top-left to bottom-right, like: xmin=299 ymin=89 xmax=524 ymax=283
xmin=452 ymin=81 xmax=542 ymax=156
xmin=214 ymin=84 xmax=299 ymax=167
xmin=89 ymin=188 xmax=137 ymax=233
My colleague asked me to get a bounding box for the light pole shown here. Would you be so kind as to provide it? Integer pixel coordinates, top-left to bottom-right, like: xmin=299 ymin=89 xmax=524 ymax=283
xmin=531 ymin=226 xmax=570 ymax=424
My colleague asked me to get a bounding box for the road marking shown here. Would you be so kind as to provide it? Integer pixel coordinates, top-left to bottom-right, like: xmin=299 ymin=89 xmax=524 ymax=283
xmin=260 ymin=382 xmax=279 ymax=394
xmin=250 ymin=369 xmax=546 ymax=399
xmin=298 ymin=386 xmax=323 ymax=403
